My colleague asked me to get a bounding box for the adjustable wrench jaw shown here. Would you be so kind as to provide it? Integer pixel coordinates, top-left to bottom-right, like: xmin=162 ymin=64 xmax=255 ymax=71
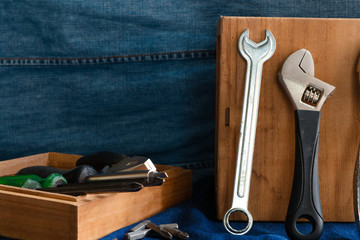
xmin=278 ymin=49 xmax=335 ymax=111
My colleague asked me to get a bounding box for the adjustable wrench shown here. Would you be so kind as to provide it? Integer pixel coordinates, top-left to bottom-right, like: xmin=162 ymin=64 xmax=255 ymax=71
xmin=278 ymin=49 xmax=335 ymax=240
xmin=223 ymin=29 xmax=276 ymax=235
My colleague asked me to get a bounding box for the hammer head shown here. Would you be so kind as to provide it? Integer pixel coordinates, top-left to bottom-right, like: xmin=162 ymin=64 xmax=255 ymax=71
xmin=278 ymin=49 xmax=335 ymax=111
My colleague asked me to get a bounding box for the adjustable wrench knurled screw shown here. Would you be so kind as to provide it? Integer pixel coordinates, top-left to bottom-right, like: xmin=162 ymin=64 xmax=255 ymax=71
xmin=223 ymin=29 xmax=276 ymax=235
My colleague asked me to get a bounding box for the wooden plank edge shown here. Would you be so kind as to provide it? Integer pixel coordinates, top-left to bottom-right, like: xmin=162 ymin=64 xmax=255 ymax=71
xmin=0 ymin=152 xmax=50 ymax=176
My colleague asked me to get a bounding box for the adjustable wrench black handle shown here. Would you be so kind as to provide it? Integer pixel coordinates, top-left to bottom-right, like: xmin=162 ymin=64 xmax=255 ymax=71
xmin=285 ymin=110 xmax=323 ymax=240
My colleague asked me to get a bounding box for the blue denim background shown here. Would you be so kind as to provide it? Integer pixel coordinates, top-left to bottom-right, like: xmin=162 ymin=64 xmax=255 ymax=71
xmin=0 ymin=1 xmax=360 ymax=239
xmin=0 ymin=53 xmax=216 ymax=169
xmin=0 ymin=0 xmax=359 ymax=168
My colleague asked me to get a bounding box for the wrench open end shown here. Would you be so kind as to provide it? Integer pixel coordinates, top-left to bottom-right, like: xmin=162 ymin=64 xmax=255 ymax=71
xmin=238 ymin=29 xmax=276 ymax=64
xmin=223 ymin=208 xmax=253 ymax=235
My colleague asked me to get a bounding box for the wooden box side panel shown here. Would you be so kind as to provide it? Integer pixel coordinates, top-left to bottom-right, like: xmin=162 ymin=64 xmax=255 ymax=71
xmin=0 ymin=153 xmax=50 ymax=176
xmin=0 ymin=190 xmax=78 ymax=240
xmin=76 ymin=166 xmax=192 ymax=240
xmin=48 ymin=152 xmax=81 ymax=169
xmin=216 ymin=17 xmax=360 ymax=222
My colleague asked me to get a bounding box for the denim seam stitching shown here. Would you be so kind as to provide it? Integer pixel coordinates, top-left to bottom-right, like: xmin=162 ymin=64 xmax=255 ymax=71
xmin=0 ymin=50 xmax=216 ymax=66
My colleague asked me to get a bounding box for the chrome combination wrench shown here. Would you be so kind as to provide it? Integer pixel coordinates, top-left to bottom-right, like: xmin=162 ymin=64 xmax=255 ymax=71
xmin=278 ymin=49 xmax=335 ymax=240
xmin=223 ymin=29 xmax=276 ymax=235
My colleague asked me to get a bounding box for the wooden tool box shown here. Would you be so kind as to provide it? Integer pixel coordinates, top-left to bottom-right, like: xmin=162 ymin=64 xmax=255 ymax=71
xmin=0 ymin=152 xmax=192 ymax=240
xmin=215 ymin=17 xmax=360 ymax=222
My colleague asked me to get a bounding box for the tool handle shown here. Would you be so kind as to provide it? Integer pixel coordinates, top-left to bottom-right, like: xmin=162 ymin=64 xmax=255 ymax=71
xmin=16 ymin=165 xmax=97 ymax=184
xmin=76 ymin=151 xmax=127 ymax=172
xmin=285 ymin=110 xmax=323 ymax=240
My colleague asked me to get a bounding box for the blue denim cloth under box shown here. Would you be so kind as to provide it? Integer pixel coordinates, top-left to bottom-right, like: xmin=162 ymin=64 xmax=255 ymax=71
xmin=0 ymin=1 xmax=360 ymax=239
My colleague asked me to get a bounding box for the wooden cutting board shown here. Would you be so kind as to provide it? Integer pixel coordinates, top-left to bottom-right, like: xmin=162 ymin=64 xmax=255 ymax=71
xmin=215 ymin=17 xmax=360 ymax=222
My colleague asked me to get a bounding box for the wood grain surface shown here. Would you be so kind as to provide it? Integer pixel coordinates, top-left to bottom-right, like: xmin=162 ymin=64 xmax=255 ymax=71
xmin=215 ymin=17 xmax=360 ymax=222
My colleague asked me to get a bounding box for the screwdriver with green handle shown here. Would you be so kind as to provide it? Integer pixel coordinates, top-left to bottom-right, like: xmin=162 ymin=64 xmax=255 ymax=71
xmin=0 ymin=173 xmax=67 ymax=189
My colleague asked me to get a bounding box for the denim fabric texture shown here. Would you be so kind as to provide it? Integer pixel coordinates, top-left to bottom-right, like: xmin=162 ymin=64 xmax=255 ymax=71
xmin=0 ymin=0 xmax=359 ymax=168
xmin=0 ymin=1 xmax=360 ymax=239
xmin=0 ymin=53 xmax=216 ymax=168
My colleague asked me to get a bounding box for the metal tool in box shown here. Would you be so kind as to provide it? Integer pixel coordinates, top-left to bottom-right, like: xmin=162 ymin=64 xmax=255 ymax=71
xmin=223 ymin=29 xmax=276 ymax=235
xmin=278 ymin=49 xmax=335 ymax=240
xmin=125 ymin=220 xmax=188 ymax=240
xmin=16 ymin=153 xmax=168 ymax=195
xmin=40 ymin=168 xmax=168 ymax=195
